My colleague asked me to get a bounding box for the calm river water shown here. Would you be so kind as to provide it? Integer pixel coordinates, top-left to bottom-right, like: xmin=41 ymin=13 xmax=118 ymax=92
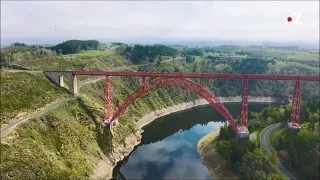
xmin=112 ymin=102 xmax=274 ymax=180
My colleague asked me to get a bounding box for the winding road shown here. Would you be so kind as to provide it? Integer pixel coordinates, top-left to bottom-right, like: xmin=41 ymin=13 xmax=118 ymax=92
xmin=260 ymin=123 xmax=297 ymax=180
xmin=0 ymin=77 xmax=104 ymax=134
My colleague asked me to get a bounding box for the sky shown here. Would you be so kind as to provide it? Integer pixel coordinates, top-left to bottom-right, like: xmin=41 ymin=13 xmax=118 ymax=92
xmin=1 ymin=1 xmax=319 ymax=46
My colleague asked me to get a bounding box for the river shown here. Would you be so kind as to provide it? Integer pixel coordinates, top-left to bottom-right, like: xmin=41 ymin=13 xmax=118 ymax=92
xmin=112 ymin=102 xmax=274 ymax=180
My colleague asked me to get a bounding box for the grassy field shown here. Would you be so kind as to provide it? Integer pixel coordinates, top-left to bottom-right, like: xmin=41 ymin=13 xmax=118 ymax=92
xmin=194 ymin=56 xmax=207 ymax=62
xmin=269 ymin=126 xmax=286 ymax=147
xmin=241 ymin=48 xmax=319 ymax=61
xmin=64 ymin=50 xmax=112 ymax=57
xmin=0 ymin=71 xmax=68 ymax=126
xmin=250 ymin=128 xmax=263 ymax=145
xmin=15 ymin=54 xmax=130 ymax=71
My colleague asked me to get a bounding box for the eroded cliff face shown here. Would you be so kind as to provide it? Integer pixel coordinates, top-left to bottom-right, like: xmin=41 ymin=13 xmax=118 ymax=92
xmin=90 ymin=129 xmax=143 ymax=180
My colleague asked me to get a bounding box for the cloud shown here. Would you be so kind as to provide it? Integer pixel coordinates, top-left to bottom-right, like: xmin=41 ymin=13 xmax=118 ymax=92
xmin=163 ymin=157 xmax=211 ymax=179
xmin=1 ymin=1 xmax=319 ymax=44
xmin=192 ymin=121 xmax=224 ymax=135
xmin=120 ymin=137 xmax=194 ymax=179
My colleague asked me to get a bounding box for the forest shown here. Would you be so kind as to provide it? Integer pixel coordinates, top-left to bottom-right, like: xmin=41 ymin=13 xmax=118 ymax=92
xmin=271 ymin=95 xmax=319 ymax=180
xmin=216 ymin=124 xmax=284 ymax=180
xmin=0 ymin=48 xmax=56 ymax=68
xmin=50 ymin=40 xmax=99 ymax=54
xmin=215 ymin=95 xmax=319 ymax=180
xmin=118 ymin=44 xmax=179 ymax=64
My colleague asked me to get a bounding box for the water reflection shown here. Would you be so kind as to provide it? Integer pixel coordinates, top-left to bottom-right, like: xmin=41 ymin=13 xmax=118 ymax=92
xmin=118 ymin=122 xmax=224 ymax=179
xmin=113 ymin=103 xmax=274 ymax=180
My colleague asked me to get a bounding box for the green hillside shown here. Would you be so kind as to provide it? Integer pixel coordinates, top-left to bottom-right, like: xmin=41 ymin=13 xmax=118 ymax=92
xmin=0 ymin=71 xmax=68 ymax=126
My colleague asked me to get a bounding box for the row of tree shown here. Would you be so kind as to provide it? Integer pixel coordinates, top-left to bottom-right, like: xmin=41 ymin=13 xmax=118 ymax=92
xmin=1 ymin=48 xmax=56 ymax=68
xmin=117 ymin=44 xmax=179 ymax=64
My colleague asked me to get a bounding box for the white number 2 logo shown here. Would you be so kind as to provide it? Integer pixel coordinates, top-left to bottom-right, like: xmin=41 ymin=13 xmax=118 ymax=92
xmin=293 ymin=12 xmax=302 ymax=24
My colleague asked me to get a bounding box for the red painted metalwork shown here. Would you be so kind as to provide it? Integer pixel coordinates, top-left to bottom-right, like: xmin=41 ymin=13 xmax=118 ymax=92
xmin=142 ymin=77 xmax=148 ymax=89
xmin=70 ymin=70 xmax=320 ymax=131
xmin=239 ymin=80 xmax=248 ymax=129
xmin=104 ymin=76 xmax=114 ymax=123
xmin=289 ymin=80 xmax=301 ymax=128
xmin=110 ymin=77 xmax=239 ymax=132
xmin=72 ymin=70 xmax=320 ymax=81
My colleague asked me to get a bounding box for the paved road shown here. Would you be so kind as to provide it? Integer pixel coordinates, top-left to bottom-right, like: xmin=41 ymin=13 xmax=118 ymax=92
xmin=260 ymin=123 xmax=297 ymax=180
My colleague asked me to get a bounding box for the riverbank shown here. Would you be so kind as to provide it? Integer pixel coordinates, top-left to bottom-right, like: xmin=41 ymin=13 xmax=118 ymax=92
xmin=90 ymin=96 xmax=276 ymax=179
xmin=197 ymin=131 xmax=240 ymax=180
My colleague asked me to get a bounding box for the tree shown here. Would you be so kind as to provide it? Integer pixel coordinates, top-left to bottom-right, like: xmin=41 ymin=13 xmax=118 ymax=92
xmin=186 ymin=56 xmax=195 ymax=63
xmin=269 ymin=149 xmax=277 ymax=165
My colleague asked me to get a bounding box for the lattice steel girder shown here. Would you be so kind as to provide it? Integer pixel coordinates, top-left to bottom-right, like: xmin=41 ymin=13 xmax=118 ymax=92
xmin=104 ymin=76 xmax=114 ymax=123
xmin=110 ymin=77 xmax=239 ymax=132
xmin=72 ymin=71 xmax=320 ymax=81
xmin=290 ymin=80 xmax=301 ymax=126
xmin=141 ymin=77 xmax=148 ymax=89
xmin=240 ymin=79 xmax=248 ymax=127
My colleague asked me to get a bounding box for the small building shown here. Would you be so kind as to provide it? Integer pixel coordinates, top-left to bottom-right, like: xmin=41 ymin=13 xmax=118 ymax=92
xmin=279 ymin=150 xmax=290 ymax=160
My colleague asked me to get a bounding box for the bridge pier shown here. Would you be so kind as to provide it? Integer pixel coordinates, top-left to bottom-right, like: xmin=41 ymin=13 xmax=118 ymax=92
xmin=43 ymin=71 xmax=78 ymax=95
xmin=289 ymin=80 xmax=301 ymax=130
xmin=104 ymin=119 xmax=118 ymax=134
xmin=70 ymin=75 xmax=78 ymax=95
xmin=236 ymin=126 xmax=249 ymax=145
xmin=287 ymin=122 xmax=300 ymax=131
xmin=59 ymin=75 xmax=64 ymax=87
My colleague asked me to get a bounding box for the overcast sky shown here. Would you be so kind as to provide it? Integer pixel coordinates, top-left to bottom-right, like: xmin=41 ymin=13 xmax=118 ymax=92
xmin=1 ymin=1 xmax=319 ymax=45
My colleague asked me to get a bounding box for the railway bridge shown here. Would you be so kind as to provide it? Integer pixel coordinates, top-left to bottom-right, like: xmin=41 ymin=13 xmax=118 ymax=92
xmin=44 ymin=70 xmax=320 ymax=139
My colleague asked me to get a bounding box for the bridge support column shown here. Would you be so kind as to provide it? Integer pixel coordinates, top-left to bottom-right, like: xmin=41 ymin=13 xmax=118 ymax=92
xmin=104 ymin=76 xmax=115 ymax=132
xmin=141 ymin=77 xmax=148 ymax=89
xmin=240 ymin=79 xmax=248 ymax=127
xmin=59 ymin=76 xmax=64 ymax=87
xmin=69 ymin=75 xmax=78 ymax=95
xmin=236 ymin=79 xmax=249 ymax=145
xmin=288 ymin=80 xmax=301 ymax=130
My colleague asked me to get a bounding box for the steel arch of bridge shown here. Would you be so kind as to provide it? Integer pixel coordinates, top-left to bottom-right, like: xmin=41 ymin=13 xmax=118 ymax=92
xmin=69 ymin=70 xmax=320 ymax=132
xmin=110 ymin=77 xmax=239 ymax=132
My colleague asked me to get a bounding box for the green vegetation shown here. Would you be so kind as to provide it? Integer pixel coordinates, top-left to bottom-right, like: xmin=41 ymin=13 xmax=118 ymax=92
xmin=68 ymin=50 xmax=111 ymax=57
xmin=214 ymin=125 xmax=285 ymax=179
xmin=1 ymin=41 xmax=319 ymax=179
xmin=0 ymin=66 xmax=201 ymax=179
xmin=16 ymin=54 xmax=129 ymax=71
xmin=237 ymin=148 xmax=285 ymax=180
xmin=0 ymin=71 xmax=68 ymax=125
xmin=0 ymin=100 xmax=104 ymax=179
xmin=50 ymin=40 xmax=99 ymax=55
xmin=118 ymin=44 xmax=179 ymax=64
xmin=182 ymin=48 xmax=203 ymax=56
xmin=140 ymin=56 xmax=319 ymax=100
xmin=10 ymin=42 xmax=28 ymax=47
xmin=1 ymin=48 xmax=56 ymax=68
xmin=214 ymin=95 xmax=319 ymax=179
xmin=269 ymin=95 xmax=320 ymax=180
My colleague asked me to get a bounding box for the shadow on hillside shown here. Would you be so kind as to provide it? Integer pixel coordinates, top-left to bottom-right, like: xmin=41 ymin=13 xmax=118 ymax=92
xmin=76 ymin=97 xmax=113 ymax=155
